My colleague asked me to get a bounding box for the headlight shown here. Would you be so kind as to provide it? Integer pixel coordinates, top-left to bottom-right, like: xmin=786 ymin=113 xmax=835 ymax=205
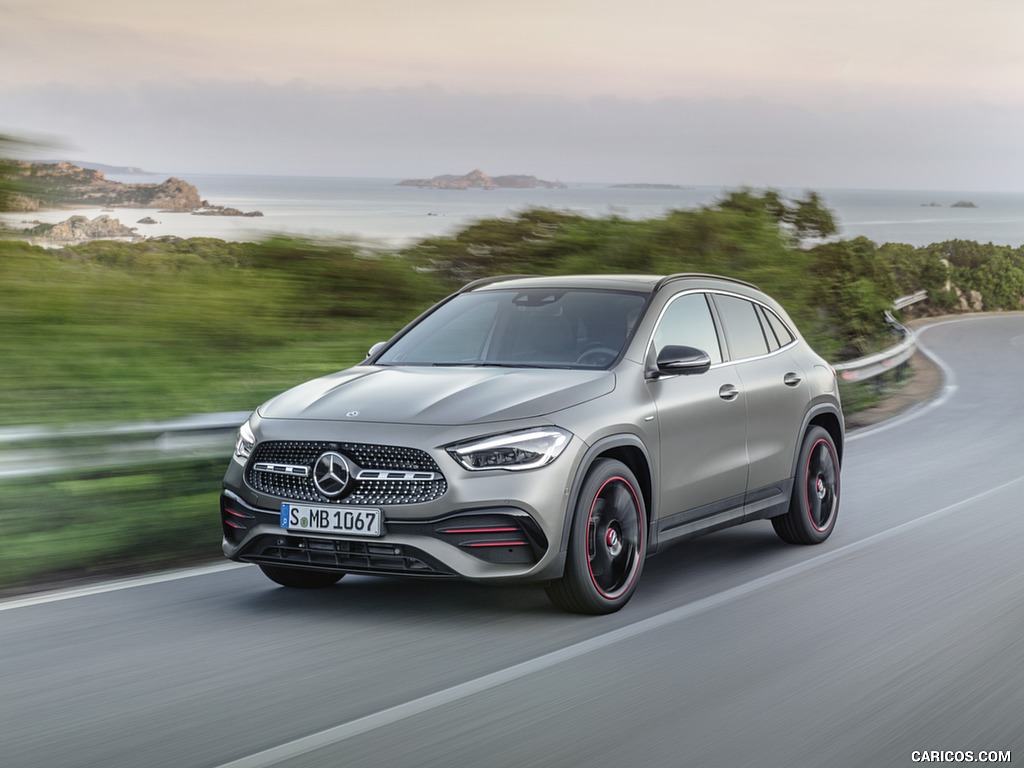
xmin=447 ymin=427 xmax=572 ymax=471
xmin=233 ymin=420 xmax=256 ymax=463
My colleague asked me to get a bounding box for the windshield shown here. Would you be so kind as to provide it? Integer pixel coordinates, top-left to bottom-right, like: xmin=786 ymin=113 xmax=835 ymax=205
xmin=376 ymin=288 xmax=648 ymax=369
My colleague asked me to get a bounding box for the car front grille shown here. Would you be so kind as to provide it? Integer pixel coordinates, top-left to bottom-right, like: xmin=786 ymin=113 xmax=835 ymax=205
xmin=246 ymin=440 xmax=447 ymax=505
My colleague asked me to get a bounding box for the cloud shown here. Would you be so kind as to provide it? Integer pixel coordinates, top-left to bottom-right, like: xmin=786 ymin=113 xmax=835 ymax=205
xmin=3 ymin=81 xmax=1023 ymax=191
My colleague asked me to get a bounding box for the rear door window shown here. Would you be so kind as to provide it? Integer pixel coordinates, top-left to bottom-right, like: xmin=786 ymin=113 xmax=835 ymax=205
xmin=712 ymin=294 xmax=770 ymax=361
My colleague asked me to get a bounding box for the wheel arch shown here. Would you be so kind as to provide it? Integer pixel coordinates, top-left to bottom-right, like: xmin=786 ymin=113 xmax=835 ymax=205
xmin=796 ymin=405 xmax=844 ymax=471
xmin=559 ymin=434 xmax=655 ymax=556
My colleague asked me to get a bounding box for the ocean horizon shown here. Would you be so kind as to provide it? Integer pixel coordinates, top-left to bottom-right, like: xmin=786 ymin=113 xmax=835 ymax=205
xmin=4 ymin=173 xmax=1024 ymax=248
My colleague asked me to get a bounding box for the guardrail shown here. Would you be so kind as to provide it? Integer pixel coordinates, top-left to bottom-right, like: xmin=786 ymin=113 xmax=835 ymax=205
xmin=0 ymin=411 xmax=250 ymax=479
xmin=0 ymin=290 xmax=931 ymax=478
xmin=833 ymin=290 xmax=927 ymax=382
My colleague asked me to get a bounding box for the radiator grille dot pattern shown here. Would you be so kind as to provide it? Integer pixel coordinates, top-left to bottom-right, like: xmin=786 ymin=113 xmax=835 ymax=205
xmin=246 ymin=441 xmax=447 ymax=505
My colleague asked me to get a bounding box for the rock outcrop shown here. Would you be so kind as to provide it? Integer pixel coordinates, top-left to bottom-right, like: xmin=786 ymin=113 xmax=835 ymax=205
xmin=398 ymin=169 xmax=566 ymax=190
xmin=193 ymin=202 xmax=264 ymax=217
xmin=15 ymin=162 xmax=202 ymax=211
xmin=25 ymin=215 xmax=142 ymax=245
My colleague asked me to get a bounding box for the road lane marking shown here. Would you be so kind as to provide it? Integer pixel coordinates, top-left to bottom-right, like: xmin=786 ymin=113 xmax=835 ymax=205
xmin=0 ymin=562 xmax=248 ymax=612
xmin=213 ymin=473 xmax=1024 ymax=768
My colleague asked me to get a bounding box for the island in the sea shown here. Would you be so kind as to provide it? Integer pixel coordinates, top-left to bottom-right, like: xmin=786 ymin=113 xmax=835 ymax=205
xmin=921 ymin=200 xmax=979 ymax=208
xmin=398 ymin=169 xmax=566 ymax=190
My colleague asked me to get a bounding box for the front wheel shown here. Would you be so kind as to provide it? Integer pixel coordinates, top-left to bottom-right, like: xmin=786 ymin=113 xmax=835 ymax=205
xmin=546 ymin=459 xmax=647 ymax=614
xmin=258 ymin=564 xmax=344 ymax=589
xmin=773 ymin=426 xmax=840 ymax=544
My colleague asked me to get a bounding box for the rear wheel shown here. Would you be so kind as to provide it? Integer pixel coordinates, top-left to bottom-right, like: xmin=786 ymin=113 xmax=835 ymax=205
xmin=258 ymin=564 xmax=344 ymax=589
xmin=773 ymin=426 xmax=840 ymax=544
xmin=546 ymin=459 xmax=646 ymax=614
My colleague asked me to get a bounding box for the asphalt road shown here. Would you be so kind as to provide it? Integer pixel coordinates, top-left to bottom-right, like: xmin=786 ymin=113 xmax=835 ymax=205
xmin=3 ymin=315 xmax=1023 ymax=768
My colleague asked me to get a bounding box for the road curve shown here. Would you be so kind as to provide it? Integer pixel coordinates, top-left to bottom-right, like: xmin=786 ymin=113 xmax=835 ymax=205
xmin=3 ymin=314 xmax=1023 ymax=768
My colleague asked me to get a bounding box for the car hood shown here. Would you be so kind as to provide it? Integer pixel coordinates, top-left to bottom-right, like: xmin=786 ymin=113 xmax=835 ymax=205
xmin=257 ymin=366 xmax=615 ymax=426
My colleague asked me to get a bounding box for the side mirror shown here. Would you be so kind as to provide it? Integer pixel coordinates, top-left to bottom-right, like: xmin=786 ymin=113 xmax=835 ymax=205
xmin=654 ymin=345 xmax=712 ymax=376
xmin=366 ymin=341 xmax=387 ymax=359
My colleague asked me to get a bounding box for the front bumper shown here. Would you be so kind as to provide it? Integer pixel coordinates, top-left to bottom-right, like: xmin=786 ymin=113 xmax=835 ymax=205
xmin=220 ymin=418 xmax=583 ymax=583
xmin=221 ymin=491 xmax=555 ymax=579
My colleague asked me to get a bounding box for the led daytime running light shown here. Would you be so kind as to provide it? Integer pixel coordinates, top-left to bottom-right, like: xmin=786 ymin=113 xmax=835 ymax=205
xmin=448 ymin=428 xmax=571 ymax=471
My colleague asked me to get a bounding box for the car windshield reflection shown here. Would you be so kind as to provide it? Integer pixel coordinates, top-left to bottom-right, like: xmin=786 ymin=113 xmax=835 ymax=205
xmin=376 ymin=288 xmax=647 ymax=369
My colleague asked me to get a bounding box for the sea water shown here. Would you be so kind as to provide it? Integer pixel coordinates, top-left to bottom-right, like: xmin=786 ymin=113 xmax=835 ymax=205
xmin=5 ymin=174 xmax=1024 ymax=248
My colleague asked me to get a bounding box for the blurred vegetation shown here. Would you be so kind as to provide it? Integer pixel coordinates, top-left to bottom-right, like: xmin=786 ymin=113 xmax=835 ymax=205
xmin=0 ymin=191 xmax=919 ymax=428
xmin=0 ymin=460 xmax=224 ymax=589
xmin=5 ymin=144 xmax=1024 ymax=591
xmin=0 ymin=236 xmax=443 ymax=426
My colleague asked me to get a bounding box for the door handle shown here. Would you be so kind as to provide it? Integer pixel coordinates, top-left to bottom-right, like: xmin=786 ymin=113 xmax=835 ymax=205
xmin=719 ymin=384 xmax=740 ymax=401
xmin=784 ymin=372 xmax=802 ymax=387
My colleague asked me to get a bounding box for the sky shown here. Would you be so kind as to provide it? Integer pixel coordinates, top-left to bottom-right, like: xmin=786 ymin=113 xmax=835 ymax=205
xmin=1 ymin=0 xmax=1023 ymax=190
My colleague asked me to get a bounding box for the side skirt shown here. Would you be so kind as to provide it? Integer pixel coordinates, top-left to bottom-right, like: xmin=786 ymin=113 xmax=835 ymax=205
xmin=649 ymin=478 xmax=794 ymax=554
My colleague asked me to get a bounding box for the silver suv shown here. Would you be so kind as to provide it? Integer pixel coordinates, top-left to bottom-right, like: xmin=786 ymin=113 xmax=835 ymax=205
xmin=221 ymin=274 xmax=843 ymax=613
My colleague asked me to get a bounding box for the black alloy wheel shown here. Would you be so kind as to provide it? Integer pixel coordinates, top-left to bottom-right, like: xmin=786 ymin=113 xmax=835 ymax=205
xmin=773 ymin=426 xmax=840 ymax=544
xmin=547 ymin=458 xmax=646 ymax=614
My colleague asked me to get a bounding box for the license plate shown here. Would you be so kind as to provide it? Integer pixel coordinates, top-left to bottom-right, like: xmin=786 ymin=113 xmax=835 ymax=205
xmin=280 ymin=503 xmax=383 ymax=537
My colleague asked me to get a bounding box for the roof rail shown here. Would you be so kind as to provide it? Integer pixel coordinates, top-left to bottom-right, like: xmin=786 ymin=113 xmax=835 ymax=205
xmin=458 ymin=274 xmax=538 ymax=293
xmin=653 ymin=273 xmax=760 ymax=292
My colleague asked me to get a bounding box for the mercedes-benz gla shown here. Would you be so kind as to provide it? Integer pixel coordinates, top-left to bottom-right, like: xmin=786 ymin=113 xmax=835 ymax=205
xmin=221 ymin=273 xmax=843 ymax=613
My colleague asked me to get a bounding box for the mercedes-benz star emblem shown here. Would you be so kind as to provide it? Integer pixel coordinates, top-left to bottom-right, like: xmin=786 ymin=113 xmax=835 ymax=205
xmin=313 ymin=451 xmax=351 ymax=498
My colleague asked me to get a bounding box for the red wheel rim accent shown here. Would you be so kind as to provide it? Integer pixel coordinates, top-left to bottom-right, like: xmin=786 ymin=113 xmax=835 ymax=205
xmin=586 ymin=476 xmax=643 ymax=599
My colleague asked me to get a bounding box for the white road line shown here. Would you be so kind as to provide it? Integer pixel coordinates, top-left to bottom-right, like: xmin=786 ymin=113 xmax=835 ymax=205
xmin=0 ymin=562 xmax=248 ymax=611
xmin=213 ymin=473 xmax=1024 ymax=768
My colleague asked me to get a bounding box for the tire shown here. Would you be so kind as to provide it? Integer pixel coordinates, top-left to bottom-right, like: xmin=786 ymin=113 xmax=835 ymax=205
xmin=258 ymin=564 xmax=344 ymax=589
xmin=773 ymin=426 xmax=840 ymax=545
xmin=546 ymin=458 xmax=646 ymax=614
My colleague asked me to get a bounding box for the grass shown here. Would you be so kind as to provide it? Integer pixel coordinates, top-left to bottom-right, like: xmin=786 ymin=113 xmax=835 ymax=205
xmin=0 ymin=460 xmax=225 ymax=590
xmin=0 ymin=238 xmax=434 ymax=425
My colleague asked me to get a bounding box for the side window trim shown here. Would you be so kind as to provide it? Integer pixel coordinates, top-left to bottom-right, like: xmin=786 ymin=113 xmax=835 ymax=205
xmin=647 ymin=288 xmax=799 ymax=366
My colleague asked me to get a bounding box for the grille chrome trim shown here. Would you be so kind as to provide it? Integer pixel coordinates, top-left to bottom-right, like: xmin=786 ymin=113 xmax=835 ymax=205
xmin=356 ymin=469 xmax=442 ymax=481
xmin=253 ymin=462 xmax=311 ymax=477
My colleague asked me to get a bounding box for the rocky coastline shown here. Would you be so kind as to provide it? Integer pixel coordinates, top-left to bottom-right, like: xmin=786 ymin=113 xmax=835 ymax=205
xmin=9 ymin=162 xmax=262 ymax=245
